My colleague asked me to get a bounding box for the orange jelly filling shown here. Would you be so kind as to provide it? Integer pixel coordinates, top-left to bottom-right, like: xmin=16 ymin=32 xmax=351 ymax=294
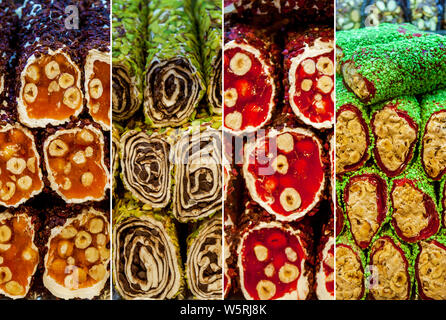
xmin=0 ymin=214 xmax=39 ymax=297
xmin=0 ymin=126 xmax=42 ymax=206
xmin=46 ymin=127 xmax=107 ymax=201
xmin=46 ymin=211 xmax=109 ymax=289
xmin=23 ymin=53 xmax=82 ymax=120
xmin=87 ymin=60 xmax=110 ymax=128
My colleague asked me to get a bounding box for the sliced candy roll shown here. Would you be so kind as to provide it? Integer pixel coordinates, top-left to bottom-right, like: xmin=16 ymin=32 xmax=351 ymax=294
xmin=237 ymin=221 xmax=311 ymax=300
xmin=336 ymin=78 xmax=371 ymax=177
xmin=186 ymin=215 xmax=222 ymax=300
xmin=284 ymin=27 xmax=335 ymax=129
xmin=366 ymin=0 xmax=406 ymax=25
xmin=111 ymin=0 xmax=145 ymax=121
xmin=390 ymin=165 xmax=440 ymax=243
xmin=420 ymin=90 xmax=446 ymax=181
xmin=342 ymin=34 xmax=446 ymax=105
xmin=0 ymin=210 xmax=39 ymax=299
xmin=0 ymin=0 xmax=16 ymax=98
xmin=415 ymin=235 xmax=446 ymax=300
xmin=368 ymin=230 xmax=413 ymax=300
xmin=195 ymin=0 xmax=222 ymax=115
xmin=82 ymin=0 xmax=111 ymax=130
xmin=144 ymin=0 xmax=205 ymax=128
xmin=43 ymin=207 xmax=110 ymax=300
xmin=408 ymin=0 xmax=440 ymax=31
xmin=342 ymin=166 xmax=389 ymax=249
xmin=336 ymin=0 xmax=364 ymax=30
xmin=370 ymin=96 xmax=420 ymax=177
xmin=111 ymin=124 xmax=120 ymax=191
xmin=244 ymin=127 xmax=325 ymax=222
xmin=336 ymin=234 xmax=367 ymax=300
xmin=336 ymin=23 xmax=423 ymax=73
xmin=224 ymin=24 xmax=279 ymax=134
xmin=315 ymin=219 xmax=335 ymax=300
xmin=171 ymin=127 xmax=222 ymax=222
xmin=43 ymin=125 xmax=109 ymax=203
xmin=120 ymin=129 xmax=173 ymax=208
xmin=223 ymin=232 xmax=233 ymax=298
xmin=16 ymin=1 xmax=84 ymax=128
xmin=113 ymin=205 xmax=183 ymax=300
xmin=0 ymin=123 xmax=43 ymax=207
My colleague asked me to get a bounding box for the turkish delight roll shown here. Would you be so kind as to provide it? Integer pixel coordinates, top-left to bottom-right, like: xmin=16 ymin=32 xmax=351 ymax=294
xmin=336 ymin=234 xmax=367 ymax=300
xmin=120 ymin=128 xmax=174 ymax=208
xmin=336 ymin=78 xmax=371 ymax=177
xmin=342 ymin=166 xmax=389 ymax=249
xmin=408 ymin=0 xmax=441 ymax=31
xmin=186 ymin=214 xmax=222 ymax=300
xmin=284 ymin=27 xmax=335 ymax=129
xmin=111 ymin=124 xmax=120 ymax=191
xmin=420 ymin=89 xmax=446 ymax=181
xmin=0 ymin=209 xmax=39 ymax=299
xmin=43 ymin=207 xmax=110 ymax=300
xmin=342 ymin=34 xmax=446 ymax=105
xmin=171 ymin=126 xmax=222 ymax=222
xmin=243 ymin=127 xmax=326 ymax=222
xmin=414 ymin=235 xmax=446 ymax=300
xmin=82 ymin=0 xmax=111 ymax=130
xmin=368 ymin=229 xmax=414 ymax=300
xmin=0 ymin=123 xmax=43 ymax=207
xmin=111 ymin=0 xmax=145 ymax=121
xmin=195 ymin=0 xmax=222 ymax=115
xmin=237 ymin=221 xmax=312 ymax=300
xmin=315 ymin=218 xmax=335 ymax=300
xmin=16 ymin=0 xmax=84 ymax=128
xmin=370 ymin=96 xmax=420 ymax=177
xmin=365 ymin=0 xmax=406 ymax=26
xmin=336 ymin=0 xmax=364 ymax=30
xmin=113 ymin=204 xmax=183 ymax=300
xmin=224 ymin=24 xmax=279 ymax=134
xmin=390 ymin=165 xmax=440 ymax=243
xmin=43 ymin=124 xmax=109 ymax=203
xmin=144 ymin=0 xmax=205 ymax=128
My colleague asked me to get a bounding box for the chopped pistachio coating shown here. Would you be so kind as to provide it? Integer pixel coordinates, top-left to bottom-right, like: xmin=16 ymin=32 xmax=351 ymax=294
xmin=342 ymin=34 xmax=446 ymax=105
xmin=112 ymin=0 xmax=145 ymax=121
xmin=144 ymin=0 xmax=205 ymax=127
xmin=419 ymin=89 xmax=446 ymax=180
xmin=194 ymin=0 xmax=222 ymax=115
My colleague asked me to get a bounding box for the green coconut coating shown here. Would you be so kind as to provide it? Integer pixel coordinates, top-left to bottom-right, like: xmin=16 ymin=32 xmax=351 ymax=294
xmin=336 ymin=232 xmax=368 ymax=300
xmin=144 ymin=0 xmax=205 ymax=127
xmin=112 ymin=0 xmax=146 ymax=121
xmin=113 ymin=200 xmax=185 ymax=299
xmin=336 ymin=23 xmax=424 ymax=68
xmin=368 ymin=226 xmax=415 ymax=299
xmin=339 ymin=165 xmax=391 ymax=249
xmin=194 ymin=0 xmax=222 ymax=115
xmin=343 ymin=34 xmax=446 ymax=105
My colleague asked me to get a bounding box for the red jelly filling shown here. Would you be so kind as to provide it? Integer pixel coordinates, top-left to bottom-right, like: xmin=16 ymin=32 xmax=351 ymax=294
xmin=241 ymin=226 xmax=306 ymax=300
xmin=323 ymin=242 xmax=334 ymax=294
xmin=247 ymin=131 xmax=324 ymax=217
xmin=224 ymin=47 xmax=272 ymax=131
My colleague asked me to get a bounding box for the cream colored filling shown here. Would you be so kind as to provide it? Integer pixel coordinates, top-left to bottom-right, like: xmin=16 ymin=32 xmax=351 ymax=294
xmin=347 ymin=180 xmax=380 ymax=245
xmin=373 ymin=108 xmax=416 ymax=172
xmin=342 ymin=62 xmax=369 ymax=99
xmin=392 ymin=183 xmax=429 ymax=239
xmin=423 ymin=112 xmax=446 ymax=178
xmin=336 ymin=110 xmax=367 ymax=174
xmin=336 ymin=246 xmax=363 ymax=300
xmin=417 ymin=242 xmax=446 ymax=300
xmin=370 ymin=239 xmax=408 ymax=300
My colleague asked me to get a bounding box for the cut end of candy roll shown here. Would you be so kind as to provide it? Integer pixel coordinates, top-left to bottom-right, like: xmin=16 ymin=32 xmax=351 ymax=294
xmin=0 ymin=212 xmax=39 ymax=299
xmin=243 ymin=127 xmax=325 ymax=222
xmin=237 ymin=222 xmax=310 ymax=300
xmin=422 ymin=110 xmax=446 ymax=180
xmin=112 ymin=63 xmax=141 ymax=122
xmin=335 ymin=243 xmax=365 ymax=300
xmin=315 ymin=236 xmax=334 ymax=300
xmin=43 ymin=208 xmax=110 ymax=300
xmin=342 ymin=61 xmax=374 ymax=101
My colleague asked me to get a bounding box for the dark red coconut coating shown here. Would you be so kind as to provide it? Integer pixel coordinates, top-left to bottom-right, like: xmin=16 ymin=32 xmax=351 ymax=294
xmin=336 ymin=200 xmax=344 ymax=237
xmin=283 ymin=27 xmax=334 ymax=128
xmin=224 ymin=25 xmax=280 ymax=133
xmin=343 ymin=173 xmax=388 ymax=249
xmin=390 ymin=178 xmax=440 ymax=243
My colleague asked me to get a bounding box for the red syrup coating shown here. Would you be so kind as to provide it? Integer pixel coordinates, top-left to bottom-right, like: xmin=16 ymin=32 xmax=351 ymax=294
xmin=241 ymin=226 xmax=306 ymax=300
xmin=344 ymin=173 xmax=388 ymax=249
xmin=390 ymin=178 xmax=440 ymax=243
xmin=292 ymin=51 xmax=334 ymax=124
xmin=224 ymin=47 xmax=272 ymax=131
xmin=247 ymin=131 xmax=324 ymax=218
